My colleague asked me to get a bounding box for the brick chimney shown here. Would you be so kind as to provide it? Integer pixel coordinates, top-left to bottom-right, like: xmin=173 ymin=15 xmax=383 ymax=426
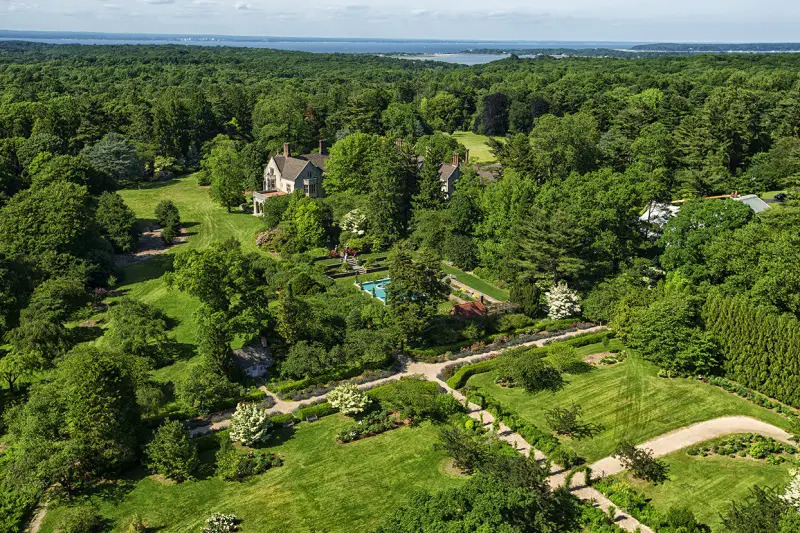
xmin=283 ymin=143 xmax=290 ymax=158
xmin=452 ymin=153 xmax=459 ymax=166
xmin=319 ymin=139 xmax=326 ymax=155
xmin=396 ymin=138 xmax=403 ymax=148
xmin=464 ymin=149 xmax=469 ymax=165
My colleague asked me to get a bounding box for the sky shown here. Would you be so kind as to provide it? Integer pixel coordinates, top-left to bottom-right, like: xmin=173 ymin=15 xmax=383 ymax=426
xmin=2 ymin=0 xmax=800 ymax=42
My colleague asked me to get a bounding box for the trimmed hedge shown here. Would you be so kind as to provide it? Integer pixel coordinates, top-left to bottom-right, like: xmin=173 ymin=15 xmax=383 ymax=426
xmin=704 ymin=292 xmax=800 ymax=407
xmin=468 ymin=390 xmax=584 ymax=468
xmin=444 ymin=358 xmax=503 ymax=389
xmin=294 ymin=401 xmax=337 ymax=420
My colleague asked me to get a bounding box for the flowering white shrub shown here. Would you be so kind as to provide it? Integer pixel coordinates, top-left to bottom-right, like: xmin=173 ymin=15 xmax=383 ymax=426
xmin=327 ymin=383 xmax=370 ymax=416
xmin=546 ymin=282 xmax=581 ymax=320
xmin=203 ymin=513 xmax=238 ymax=533
xmin=229 ymin=403 xmax=272 ymax=446
xmin=341 ymin=209 xmax=367 ymax=236
xmin=782 ymin=468 xmax=800 ymax=509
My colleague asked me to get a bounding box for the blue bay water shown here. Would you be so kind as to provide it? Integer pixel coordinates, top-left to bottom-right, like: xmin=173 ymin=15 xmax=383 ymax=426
xmin=0 ymin=30 xmax=643 ymax=64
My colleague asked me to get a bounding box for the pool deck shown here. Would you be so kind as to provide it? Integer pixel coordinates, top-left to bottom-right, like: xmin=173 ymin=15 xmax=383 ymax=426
xmin=356 ymin=278 xmax=390 ymax=303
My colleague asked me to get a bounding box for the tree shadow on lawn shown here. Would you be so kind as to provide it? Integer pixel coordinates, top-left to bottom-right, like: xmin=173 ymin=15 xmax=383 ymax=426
xmin=119 ymin=254 xmax=175 ymax=287
xmin=69 ymin=325 xmax=104 ymax=345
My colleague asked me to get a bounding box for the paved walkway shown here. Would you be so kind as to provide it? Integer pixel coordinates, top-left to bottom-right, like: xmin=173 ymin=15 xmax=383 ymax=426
xmin=187 ymin=325 xmax=655 ymax=531
xmin=575 ymin=416 xmax=794 ymax=484
xmin=188 ymin=326 xmax=606 ymax=436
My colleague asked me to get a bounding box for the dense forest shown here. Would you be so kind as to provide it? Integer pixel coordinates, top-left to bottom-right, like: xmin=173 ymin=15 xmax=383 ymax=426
xmin=2 ymin=42 xmax=800 ymax=531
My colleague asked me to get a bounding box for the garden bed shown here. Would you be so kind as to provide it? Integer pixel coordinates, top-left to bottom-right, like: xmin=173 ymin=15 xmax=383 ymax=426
xmin=272 ymin=366 xmax=402 ymax=401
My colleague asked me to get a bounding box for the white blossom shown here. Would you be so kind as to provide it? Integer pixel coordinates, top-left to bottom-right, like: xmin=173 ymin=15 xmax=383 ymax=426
xmin=782 ymin=468 xmax=800 ymax=509
xmin=229 ymin=403 xmax=272 ymax=446
xmin=546 ymin=281 xmax=581 ymax=320
xmin=327 ymin=383 xmax=370 ymax=416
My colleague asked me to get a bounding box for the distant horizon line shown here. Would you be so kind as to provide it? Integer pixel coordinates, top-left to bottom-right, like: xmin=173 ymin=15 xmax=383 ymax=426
xmin=2 ymin=29 xmax=800 ymax=46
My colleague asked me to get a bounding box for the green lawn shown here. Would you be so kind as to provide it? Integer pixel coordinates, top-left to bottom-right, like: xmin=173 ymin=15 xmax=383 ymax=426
xmin=450 ymin=131 xmax=498 ymax=164
xmin=40 ymin=415 xmax=464 ymax=532
xmin=467 ymin=351 xmax=792 ymax=462
xmin=102 ymin=175 xmax=272 ymax=384
xmin=443 ymin=264 xmax=509 ymax=301
xmin=615 ymin=448 xmax=792 ymax=531
xmin=117 ymin=174 xmax=267 ymax=349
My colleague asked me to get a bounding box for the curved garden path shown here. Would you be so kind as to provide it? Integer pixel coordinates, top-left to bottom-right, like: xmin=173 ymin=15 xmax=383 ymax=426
xmin=574 ymin=416 xmax=794 ymax=485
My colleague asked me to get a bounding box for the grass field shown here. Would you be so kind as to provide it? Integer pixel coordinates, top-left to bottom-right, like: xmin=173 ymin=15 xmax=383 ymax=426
xmin=467 ymin=347 xmax=792 ymax=462
xmin=39 ymin=415 xmax=464 ymax=532
xmin=615 ymin=448 xmax=792 ymax=530
xmin=450 ymin=131 xmax=498 ymax=164
xmin=114 ymin=175 xmax=269 ymax=383
xmin=443 ymin=264 xmax=509 ymax=301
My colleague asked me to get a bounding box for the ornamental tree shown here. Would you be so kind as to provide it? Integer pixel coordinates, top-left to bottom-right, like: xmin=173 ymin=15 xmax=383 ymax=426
xmin=327 ymin=383 xmax=370 ymax=416
xmin=229 ymin=402 xmax=273 ymax=446
xmin=545 ymin=282 xmax=581 ymax=320
xmin=145 ymin=420 xmax=199 ymax=482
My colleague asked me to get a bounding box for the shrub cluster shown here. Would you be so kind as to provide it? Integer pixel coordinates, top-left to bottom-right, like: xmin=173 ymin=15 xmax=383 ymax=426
xmin=337 ymin=410 xmax=399 ymax=443
xmin=203 ymin=513 xmax=238 ymax=533
xmin=614 ymin=441 xmax=669 ymax=484
xmin=687 ymin=433 xmax=796 ymax=464
xmin=413 ymin=321 xmax=596 ymax=363
xmin=594 ymin=478 xmax=710 ymax=533
xmin=369 ymin=377 xmax=464 ymax=422
xmin=215 ymin=440 xmax=283 ymax=482
xmin=274 ymin=367 xmax=400 ymax=401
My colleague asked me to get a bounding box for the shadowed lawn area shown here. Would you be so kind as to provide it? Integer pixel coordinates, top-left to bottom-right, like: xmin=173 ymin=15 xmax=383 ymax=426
xmin=615 ymin=447 xmax=792 ymax=531
xmin=113 ymin=175 xmax=270 ymax=381
xmin=442 ymin=264 xmax=509 ymax=301
xmin=450 ymin=131 xmax=498 ymax=164
xmin=39 ymin=415 xmax=464 ymax=533
xmin=467 ymin=351 xmax=792 ymax=462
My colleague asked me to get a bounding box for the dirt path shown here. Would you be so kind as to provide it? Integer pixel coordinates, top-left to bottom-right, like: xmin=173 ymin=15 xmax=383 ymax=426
xmin=114 ymin=227 xmax=188 ymax=267
xmin=582 ymin=416 xmax=794 ymax=482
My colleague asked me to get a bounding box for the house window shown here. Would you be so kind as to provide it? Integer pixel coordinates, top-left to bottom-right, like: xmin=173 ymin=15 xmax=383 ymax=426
xmin=304 ymin=183 xmax=310 ymax=195
xmin=267 ymin=177 xmax=276 ymax=190
xmin=310 ymin=183 xmax=317 ymax=195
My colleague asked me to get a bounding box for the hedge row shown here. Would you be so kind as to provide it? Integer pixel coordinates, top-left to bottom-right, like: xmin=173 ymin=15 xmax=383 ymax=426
xmin=704 ymin=292 xmax=800 ymax=407
xmin=467 ymin=390 xmax=583 ymax=468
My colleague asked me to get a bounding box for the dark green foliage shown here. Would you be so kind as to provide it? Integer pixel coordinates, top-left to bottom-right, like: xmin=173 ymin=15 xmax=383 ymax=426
xmin=95 ymin=191 xmax=139 ymax=253
xmin=544 ymin=403 xmax=603 ymax=439
xmin=145 ymin=420 xmax=199 ymax=482
xmin=367 ymin=377 xmax=462 ymax=422
xmin=721 ymin=485 xmax=797 ymax=533
xmin=495 ymin=349 xmax=563 ymax=393
xmin=215 ymin=439 xmax=282 ymax=481
xmin=704 ymin=291 xmax=800 ymax=407
xmin=155 ymin=199 xmax=181 ymax=244
xmin=261 ymin=193 xmax=291 ymax=229
xmin=626 ymin=289 xmax=719 ymax=375
xmin=178 ymin=361 xmax=241 ymax=415
xmin=614 ymin=440 xmax=669 ymax=484
xmin=387 ymin=243 xmax=449 ymax=344
xmin=658 ymin=199 xmax=754 ymax=281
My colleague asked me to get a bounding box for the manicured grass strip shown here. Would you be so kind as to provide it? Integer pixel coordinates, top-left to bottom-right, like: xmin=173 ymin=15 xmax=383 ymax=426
xmin=442 ymin=264 xmax=509 ymax=301
xmin=39 ymin=416 xmax=464 ymax=533
xmin=615 ymin=448 xmax=792 ymax=531
xmin=449 ymin=131 xmax=498 ymax=163
xmin=467 ymin=354 xmax=792 ymax=462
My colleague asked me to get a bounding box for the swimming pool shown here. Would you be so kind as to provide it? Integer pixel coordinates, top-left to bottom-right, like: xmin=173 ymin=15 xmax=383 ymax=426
xmin=357 ymin=278 xmax=391 ymax=303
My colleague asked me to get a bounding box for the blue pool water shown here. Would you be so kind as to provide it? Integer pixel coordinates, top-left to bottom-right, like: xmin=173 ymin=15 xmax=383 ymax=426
xmin=358 ymin=279 xmax=391 ymax=303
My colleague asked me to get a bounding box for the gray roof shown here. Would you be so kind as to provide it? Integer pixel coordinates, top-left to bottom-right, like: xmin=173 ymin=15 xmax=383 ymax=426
xmin=439 ymin=163 xmax=459 ymax=183
xmin=232 ymin=344 xmax=272 ymax=370
xmin=734 ymin=194 xmax=771 ymax=214
xmin=273 ymin=153 xmax=329 ymax=181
